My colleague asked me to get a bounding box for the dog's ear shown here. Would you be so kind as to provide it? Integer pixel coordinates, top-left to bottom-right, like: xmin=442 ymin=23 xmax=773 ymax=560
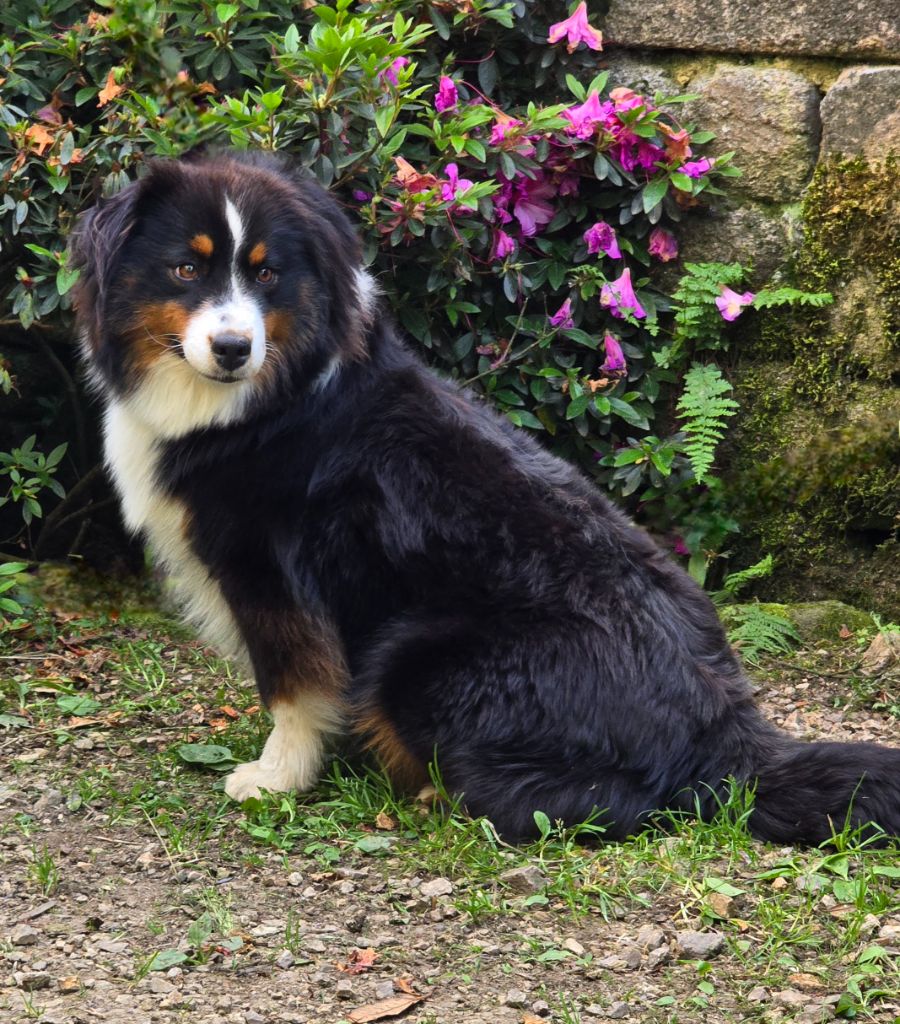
xmin=290 ymin=177 xmax=375 ymax=359
xmin=69 ymin=178 xmax=143 ymax=352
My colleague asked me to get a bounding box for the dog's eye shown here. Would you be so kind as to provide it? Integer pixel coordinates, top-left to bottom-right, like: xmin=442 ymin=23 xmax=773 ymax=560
xmin=256 ymin=267 xmax=276 ymax=285
xmin=174 ymin=263 xmax=198 ymax=281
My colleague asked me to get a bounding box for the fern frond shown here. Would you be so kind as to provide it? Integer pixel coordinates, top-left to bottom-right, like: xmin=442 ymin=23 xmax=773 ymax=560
xmin=752 ymin=288 xmax=833 ymax=309
xmin=676 ymin=364 xmax=739 ymax=484
xmin=726 ymin=604 xmax=800 ymax=665
xmin=722 ymin=555 xmax=775 ymax=598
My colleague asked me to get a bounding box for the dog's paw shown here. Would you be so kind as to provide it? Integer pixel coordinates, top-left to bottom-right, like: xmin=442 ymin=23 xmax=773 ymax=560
xmin=224 ymin=761 xmax=299 ymax=802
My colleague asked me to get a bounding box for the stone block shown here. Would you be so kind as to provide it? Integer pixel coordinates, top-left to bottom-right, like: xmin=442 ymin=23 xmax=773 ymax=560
xmin=602 ymin=0 xmax=900 ymax=60
xmin=676 ymin=201 xmax=798 ymax=286
xmin=683 ymin=65 xmax=820 ymax=203
xmin=820 ymin=66 xmax=900 ymax=158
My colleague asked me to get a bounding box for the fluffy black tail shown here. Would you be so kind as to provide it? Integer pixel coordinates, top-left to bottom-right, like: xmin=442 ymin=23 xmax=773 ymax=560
xmin=749 ymin=737 xmax=900 ymax=845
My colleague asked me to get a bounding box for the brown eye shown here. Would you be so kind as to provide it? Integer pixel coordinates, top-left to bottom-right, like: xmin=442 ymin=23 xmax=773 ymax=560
xmin=256 ymin=266 xmax=276 ymax=284
xmin=174 ymin=263 xmax=198 ymax=281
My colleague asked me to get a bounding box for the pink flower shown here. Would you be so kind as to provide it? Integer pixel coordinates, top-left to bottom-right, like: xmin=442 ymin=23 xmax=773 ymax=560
xmin=440 ymin=163 xmax=475 ymax=208
xmin=379 ymin=56 xmax=409 ymax=87
xmin=508 ymin=173 xmax=556 ymax=237
xmin=583 ymin=221 xmax=622 ymax=260
xmin=609 ymin=87 xmax=646 ymax=113
xmin=715 ymin=286 xmax=755 ymax=321
xmin=561 ymin=92 xmax=614 ymax=140
xmin=547 ymin=2 xmax=603 ymax=53
xmin=549 ymin=299 xmax=575 ymax=329
xmin=611 ymin=138 xmax=665 ymax=173
xmin=600 ymin=267 xmax=646 ymax=320
xmin=601 ymin=334 xmax=626 ymax=372
xmin=648 ymin=228 xmax=678 ymax=262
xmin=681 ymin=157 xmax=713 ymax=178
xmin=672 ymin=536 xmax=690 ymax=557
xmin=435 ymin=76 xmax=458 ymax=113
xmin=490 ymin=229 xmax=516 ymax=261
xmin=490 ymin=115 xmax=523 ymax=145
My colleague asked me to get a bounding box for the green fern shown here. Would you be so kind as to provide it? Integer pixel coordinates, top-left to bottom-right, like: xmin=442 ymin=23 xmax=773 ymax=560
xmin=752 ymin=287 xmax=832 ymax=309
xmin=676 ymin=364 xmax=739 ymax=484
xmin=713 ymin=554 xmax=775 ymax=604
xmin=726 ymin=604 xmax=800 ymax=665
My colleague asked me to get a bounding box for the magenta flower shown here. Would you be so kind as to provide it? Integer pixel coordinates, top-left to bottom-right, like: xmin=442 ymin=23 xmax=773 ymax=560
xmin=440 ymin=163 xmax=475 ymax=208
xmin=583 ymin=221 xmax=622 ymax=260
xmin=561 ymin=92 xmax=614 ymax=140
xmin=609 ymin=87 xmax=646 ymax=113
xmin=715 ymin=285 xmax=755 ymax=321
xmin=434 ymin=76 xmax=458 ymax=113
xmin=681 ymin=157 xmax=713 ymax=178
xmin=600 ymin=267 xmax=646 ymax=320
xmin=490 ymin=229 xmax=516 ymax=261
xmin=379 ymin=56 xmax=409 ymax=87
xmin=648 ymin=228 xmax=678 ymax=263
xmin=601 ymin=333 xmax=626 ymax=373
xmin=510 ymin=173 xmax=556 ymax=236
xmin=547 ymin=1 xmax=603 ymax=52
xmin=672 ymin=536 xmax=690 ymax=557
xmin=351 ymin=189 xmax=372 ymax=202
xmin=490 ymin=116 xmax=523 ymax=145
xmin=549 ymin=299 xmax=575 ymax=329
xmin=610 ymin=138 xmax=665 ymax=173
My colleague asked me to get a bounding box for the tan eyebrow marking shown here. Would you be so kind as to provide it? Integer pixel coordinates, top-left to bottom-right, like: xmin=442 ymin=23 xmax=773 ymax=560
xmin=189 ymin=233 xmax=214 ymax=257
xmin=248 ymin=241 xmax=267 ymax=266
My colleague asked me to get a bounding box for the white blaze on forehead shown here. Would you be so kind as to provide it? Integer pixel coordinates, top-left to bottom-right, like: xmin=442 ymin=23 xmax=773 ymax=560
xmin=224 ymin=196 xmax=245 ymax=259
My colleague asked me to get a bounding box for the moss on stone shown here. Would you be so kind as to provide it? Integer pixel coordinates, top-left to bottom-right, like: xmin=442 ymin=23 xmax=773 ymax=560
xmin=727 ymin=156 xmax=900 ymax=618
xmin=719 ymin=601 xmax=877 ymax=643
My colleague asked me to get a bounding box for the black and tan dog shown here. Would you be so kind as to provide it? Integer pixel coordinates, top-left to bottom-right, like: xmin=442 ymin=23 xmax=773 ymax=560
xmin=71 ymin=151 xmax=900 ymax=843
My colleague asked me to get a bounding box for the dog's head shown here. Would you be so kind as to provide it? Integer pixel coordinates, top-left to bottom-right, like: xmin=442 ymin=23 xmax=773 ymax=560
xmin=71 ymin=152 xmax=375 ymax=434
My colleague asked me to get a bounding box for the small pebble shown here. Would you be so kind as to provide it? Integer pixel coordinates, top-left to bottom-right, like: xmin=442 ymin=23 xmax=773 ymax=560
xmin=502 ymin=988 xmax=528 ymax=1008
xmin=420 ymin=877 xmax=453 ymax=898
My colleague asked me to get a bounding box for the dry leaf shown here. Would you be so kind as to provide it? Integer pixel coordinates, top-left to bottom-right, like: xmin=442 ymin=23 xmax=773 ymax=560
xmin=67 ymin=716 xmax=100 ymax=730
xmin=839 ymin=625 xmax=853 ymax=639
xmin=348 ymin=994 xmax=422 ymax=1023
xmin=98 ymin=70 xmax=124 ymax=106
xmin=336 ymin=947 xmax=378 ymax=975
xmin=219 ymin=705 xmax=240 ymax=719
xmin=24 ymin=124 xmax=55 ymax=155
xmin=522 ymin=1015 xmax=545 ymax=1024
xmin=375 ymin=811 xmax=396 ymax=831
xmin=393 ymin=156 xmax=437 ymax=194
xmin=209 ymin=718 xmax=229 ymax=732
xmin=393 ymin=977 xmax=415 ymax=995
xmin=789 ymin=972 xmax=824 ymax=991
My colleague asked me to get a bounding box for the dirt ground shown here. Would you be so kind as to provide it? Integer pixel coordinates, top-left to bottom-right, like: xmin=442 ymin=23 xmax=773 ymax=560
xmin=1 ymin=591 xmax=898 ymax=1024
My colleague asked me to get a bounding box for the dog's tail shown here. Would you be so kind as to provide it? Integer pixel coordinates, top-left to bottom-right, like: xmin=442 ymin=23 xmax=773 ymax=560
xmin=747 ymin=734 xmax=900 ymax=844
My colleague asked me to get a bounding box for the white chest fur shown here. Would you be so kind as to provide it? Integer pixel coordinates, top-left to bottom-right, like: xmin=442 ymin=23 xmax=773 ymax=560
xmin=103 ymin=398 xmax=247 ymax=663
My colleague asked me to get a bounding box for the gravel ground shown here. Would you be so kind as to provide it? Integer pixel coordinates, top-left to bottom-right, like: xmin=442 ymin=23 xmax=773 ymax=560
xmin=1 ymin=601 xmax=898 ymax=1024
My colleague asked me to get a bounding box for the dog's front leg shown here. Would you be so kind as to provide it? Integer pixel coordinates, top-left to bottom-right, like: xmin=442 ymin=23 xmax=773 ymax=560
xmin=224 ymin=692 xmax=343 ymax=801
xmin=223 ymin=610 xmax=347 ymax=802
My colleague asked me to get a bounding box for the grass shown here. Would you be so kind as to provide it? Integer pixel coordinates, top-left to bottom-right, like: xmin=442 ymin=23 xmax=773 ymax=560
xmin=1 ymin=585 xmax=898 ymax=1022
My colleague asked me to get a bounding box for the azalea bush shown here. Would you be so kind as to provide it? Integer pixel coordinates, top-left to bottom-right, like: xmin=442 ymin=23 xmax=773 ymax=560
xmin=0 ymin=0 xmax=827 ymax=575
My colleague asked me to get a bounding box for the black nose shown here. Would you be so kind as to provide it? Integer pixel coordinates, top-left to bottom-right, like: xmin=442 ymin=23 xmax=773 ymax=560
xmin=210 ymin=333 xmax=251 ymax=371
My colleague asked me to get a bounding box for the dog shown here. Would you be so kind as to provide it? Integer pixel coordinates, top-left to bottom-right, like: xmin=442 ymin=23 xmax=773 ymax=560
xmin=71 ymin=151 xmax=900 ymax=843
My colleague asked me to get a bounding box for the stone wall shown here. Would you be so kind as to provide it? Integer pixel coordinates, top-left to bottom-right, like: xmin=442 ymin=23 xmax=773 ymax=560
xmin=598 ymin=3 xmax=900 ymax=616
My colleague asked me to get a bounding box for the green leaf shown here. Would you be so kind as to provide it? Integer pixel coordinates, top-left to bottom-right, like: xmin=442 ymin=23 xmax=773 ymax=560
xmin=187 ymin=912 xmax=214 ymax=949
xmin=533 ymin=810 xmax=552 ymax=838
xmin=642 ymin=177 xmax=669 ymax=213
xmin=354 ymin=835 xmax=395 ymax=855
xmin=283 ymin=23 xmax=300 ymax=53
xmin=56 ymin=266 xmax=80 ymax=295
xmin=176 ymin=743 xmax=236 ymax=770
xmin=0 ymin=714 xmax=31 ymax=729
xmin=56 ymin=695 xmax=101 ymax=716
xmin=148 ymin=949 xmax=189 ymax=971
xmin=215 ymin=3 xmax=239 ymax=22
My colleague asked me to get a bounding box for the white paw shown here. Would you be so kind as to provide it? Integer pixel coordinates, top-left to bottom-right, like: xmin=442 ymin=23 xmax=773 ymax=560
xmin=224 ymin=760 xmax=302 ymax=802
